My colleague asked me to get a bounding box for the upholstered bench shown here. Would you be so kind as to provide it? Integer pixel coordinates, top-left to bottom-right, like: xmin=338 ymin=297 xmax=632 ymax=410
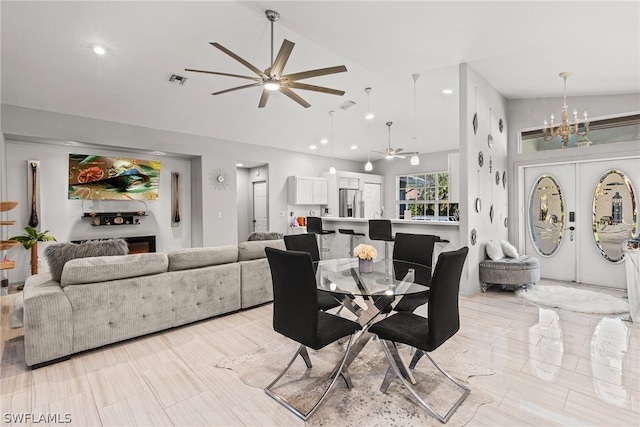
xmin=479 ymin=240 xmax=540 ymax=292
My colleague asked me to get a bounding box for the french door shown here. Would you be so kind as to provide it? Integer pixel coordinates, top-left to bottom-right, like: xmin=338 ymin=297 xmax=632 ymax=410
xmin=523 ymin=158 xmax=639 ymax=289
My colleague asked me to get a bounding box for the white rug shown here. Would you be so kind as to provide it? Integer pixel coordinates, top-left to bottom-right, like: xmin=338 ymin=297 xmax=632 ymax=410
xmin=214 ymin=336 xmax=494 ymax=426
xmin=516 ymin=284 xmax=629 ymax=314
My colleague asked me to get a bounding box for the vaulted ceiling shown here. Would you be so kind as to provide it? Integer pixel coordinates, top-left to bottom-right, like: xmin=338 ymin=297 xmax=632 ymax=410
xmin=2 ymin=1 xmax=638 ymax=161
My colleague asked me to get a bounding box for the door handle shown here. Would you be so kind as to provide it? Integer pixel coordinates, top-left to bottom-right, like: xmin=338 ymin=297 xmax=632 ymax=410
xmin=565 ymin=226 xmax=575 ymax=241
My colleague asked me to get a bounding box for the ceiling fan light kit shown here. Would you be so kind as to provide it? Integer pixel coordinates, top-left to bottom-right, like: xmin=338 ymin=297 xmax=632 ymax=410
xmin=185 ymin=9 xmax=347 ymax=108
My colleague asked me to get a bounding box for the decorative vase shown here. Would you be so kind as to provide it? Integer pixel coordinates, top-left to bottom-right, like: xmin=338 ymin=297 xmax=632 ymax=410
xmin=359 ymin=258 xmax=373 ymax=274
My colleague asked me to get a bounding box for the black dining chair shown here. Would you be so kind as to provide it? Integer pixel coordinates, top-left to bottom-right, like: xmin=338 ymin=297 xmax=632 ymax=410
xmin=306 ymin=216 xmax=335 ymax=259
xmin=283 ymin=234 xmax=342 ymax=312
xmin=392 ymin=233 xmax=438 ymax=313
xmin=265 ymin=247 xmax=362 ymax=421
xmin=368 ymin=247 xmax=469 ymax=423
xmin=368 ymin=219 xmax=394 ymax=261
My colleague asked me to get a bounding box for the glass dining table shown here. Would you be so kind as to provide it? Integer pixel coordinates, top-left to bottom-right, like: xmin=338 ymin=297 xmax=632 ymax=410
xmin=314 ymin=257 xmax=432 ymax=386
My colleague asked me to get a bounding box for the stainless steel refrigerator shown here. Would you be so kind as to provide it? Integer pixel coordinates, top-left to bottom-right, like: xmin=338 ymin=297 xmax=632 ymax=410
xmin=339 ymin=189 xmax=360 ymax=218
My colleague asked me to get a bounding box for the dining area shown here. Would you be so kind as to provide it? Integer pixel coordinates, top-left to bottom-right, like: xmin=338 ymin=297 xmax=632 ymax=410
xmin=263 ymin=221 xmax=471 ymax=423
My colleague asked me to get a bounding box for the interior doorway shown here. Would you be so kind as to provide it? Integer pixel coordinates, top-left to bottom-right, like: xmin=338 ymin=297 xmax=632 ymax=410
xmin=252 ymin=181 xmax=268 ymax=233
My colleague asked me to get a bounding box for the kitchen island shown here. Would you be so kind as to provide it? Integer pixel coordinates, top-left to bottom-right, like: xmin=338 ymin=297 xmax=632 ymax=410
xmin=315 ymin=217 xmax=460 ymax=259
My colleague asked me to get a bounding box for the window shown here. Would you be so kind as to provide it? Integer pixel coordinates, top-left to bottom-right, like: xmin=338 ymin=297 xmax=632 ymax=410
xmin=396 ymin=172 xmax=459 ymax=221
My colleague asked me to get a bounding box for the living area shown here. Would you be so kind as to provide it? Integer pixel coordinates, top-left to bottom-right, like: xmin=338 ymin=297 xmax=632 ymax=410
xmin=1 ymin=1 xmax=640 ymax=426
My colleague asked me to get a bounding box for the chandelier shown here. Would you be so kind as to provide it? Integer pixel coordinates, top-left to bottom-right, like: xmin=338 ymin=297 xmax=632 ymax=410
xmin=543 ymin=72 xmax=589 ymax=149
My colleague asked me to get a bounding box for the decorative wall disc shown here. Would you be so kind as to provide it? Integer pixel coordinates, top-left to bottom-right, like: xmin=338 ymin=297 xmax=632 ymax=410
xmin=504 ymin=217 xmax=508 ymax=228
xmin=209 ymin=168 xmax=230 ymax=190
xmin=472 ymin=113 xmax=478 ymax=135
xmin=499 ymin=118 xmax=504 ymax=133
xmin=502 ymin=171 xmax=507 ymax=189
xmin=489 ymin=157 xmax=493 ymax=174
xmin=495 ymin=171 xmax=501 ymax=185
xmin=475 ymin=197 xmax=482 ymax=212
xmin=489 ymin=204 xmax=494 ymax=223
xmin=470 ymin=229 xmax=477 ymax=245
xmin=478 ymin=151 xmax=484 ymax=167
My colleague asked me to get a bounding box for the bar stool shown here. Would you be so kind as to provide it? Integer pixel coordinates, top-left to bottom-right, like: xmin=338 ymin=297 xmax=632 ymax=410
xmin=368 ymin=219 xmax=394 ymax=261
xmin=338 ymin=229 xmax=366 ymax=257
xmin=306 ymin=217 xmax=335 ymax=259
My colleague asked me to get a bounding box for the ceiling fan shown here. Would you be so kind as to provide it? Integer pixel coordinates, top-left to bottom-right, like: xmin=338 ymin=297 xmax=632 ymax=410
xmin=373 ymin=121 xmax=406 ymax=159
xmin=185 ymin=10 xmax=347 ymax=108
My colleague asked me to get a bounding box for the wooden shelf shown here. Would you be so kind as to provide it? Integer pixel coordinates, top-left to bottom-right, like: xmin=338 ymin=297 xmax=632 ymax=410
xmin=82 ymin=212 xmax=146 ymax=226
xmin=0 ymin=240 xmax=20 ymax=250
xmin=0 ymin=201 xmax=18 ymax=212
xmin=0 ymin=221 xmax=16 ymax=226
xmin=0 ymin=260 xmax=16 ymax=270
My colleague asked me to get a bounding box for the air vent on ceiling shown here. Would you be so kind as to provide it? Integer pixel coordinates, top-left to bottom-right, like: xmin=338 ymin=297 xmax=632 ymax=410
xmin=339 ymin=100 xmax=356 ymax=110
xmin=168 ymin=74 xmax=188 ymax=85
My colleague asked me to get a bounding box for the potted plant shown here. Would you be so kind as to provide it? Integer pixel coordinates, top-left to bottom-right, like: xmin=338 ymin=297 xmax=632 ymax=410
xmin=9 ymin=227 xmax=57 ymax=275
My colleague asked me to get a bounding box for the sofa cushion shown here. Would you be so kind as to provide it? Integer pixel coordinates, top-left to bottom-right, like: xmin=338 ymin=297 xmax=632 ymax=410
xmin=167 ymin=246 xmax=238 ymax=271
xmin=44 ymin=239 xmax=129 ymax=282
xmin=61 ymin=253 xmax=168 ymax=287
xmin=237 ymin=239 xmax=285 ymax=261
xmin=485 ymin=240 xmax=505 ymax=261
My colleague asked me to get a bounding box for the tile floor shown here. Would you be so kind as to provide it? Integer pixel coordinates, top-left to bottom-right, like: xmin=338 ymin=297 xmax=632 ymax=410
xmin=1 ymin=280 xmax=638 ymax=426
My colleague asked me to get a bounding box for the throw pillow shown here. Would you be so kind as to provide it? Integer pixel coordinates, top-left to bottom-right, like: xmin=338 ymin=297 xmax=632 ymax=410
xmin=485 ymin=240 xmax=505 ymax=261
xmin=501 ymin=240 xmax=519 ymax=258
xmin=44 ymin=239 xmax=129 ymax=282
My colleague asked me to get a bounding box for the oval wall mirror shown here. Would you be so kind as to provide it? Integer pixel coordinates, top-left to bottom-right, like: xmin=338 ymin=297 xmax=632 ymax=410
xmin=528 ymin=175 xmax=564 ymax=256
xmin=592 ymin=169 xmax=637 ymax=263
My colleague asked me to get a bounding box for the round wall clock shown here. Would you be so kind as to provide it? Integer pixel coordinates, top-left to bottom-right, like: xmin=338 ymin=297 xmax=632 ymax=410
xmin=210 ymin=168 xmax=230 ymax=190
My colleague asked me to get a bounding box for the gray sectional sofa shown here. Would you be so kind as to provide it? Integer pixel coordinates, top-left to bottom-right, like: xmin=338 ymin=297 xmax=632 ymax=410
xmin=21 ymin=239 xmax=284 ymax=367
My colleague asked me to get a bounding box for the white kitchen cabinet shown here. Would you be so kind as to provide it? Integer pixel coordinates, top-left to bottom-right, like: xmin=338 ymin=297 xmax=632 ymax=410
xmin=339 ymin=177 xmax=359 ymax=189
xmin=288 ymin=176 xmax=328 ymax=205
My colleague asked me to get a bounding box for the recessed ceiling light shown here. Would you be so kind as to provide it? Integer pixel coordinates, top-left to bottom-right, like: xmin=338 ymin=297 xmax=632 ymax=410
xmin=151 ymin=151 xmax=165 ymax=156
xmin=310 ymin=145 xmax=317 ymax=150
xmin=442 ymin=89 xmax=453 ymax=95
xmin=350 ymin=145 xmax=357 ymax=150
xmin=93 ymin=45 xmax=106 ymax=55
xmin=320 ymin=139 xmax=328 ymax=144
xmin=236 ymin=163 xmax=243 ymax=167
xmin=365 ymin=113 xmax=374 ymax=120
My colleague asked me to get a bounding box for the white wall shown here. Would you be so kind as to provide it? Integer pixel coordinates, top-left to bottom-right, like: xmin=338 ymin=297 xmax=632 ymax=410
xmin=507 ymin=94 xmax=640 ymax=249
xmin=0 ymin=104 xmax=365 ymax=271
xmin=458 ymin=63 xmax=509 ymax=296
xmin=4 ymin=140 xmax=192 ymax=282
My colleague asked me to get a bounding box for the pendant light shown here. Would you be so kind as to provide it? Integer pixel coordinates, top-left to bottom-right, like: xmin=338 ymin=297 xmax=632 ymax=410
xmin=364 ymin=87 xmax=373 ymax=171
xmin=410 ymin=74 xmax=420 ymax=166
xmin=329 ymin=110 xmax=336 ymax=174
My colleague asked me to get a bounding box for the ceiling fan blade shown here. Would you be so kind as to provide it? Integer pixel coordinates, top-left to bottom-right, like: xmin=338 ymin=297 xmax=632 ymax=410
xmin=394 ymin=148 xmax=405 ymax=153
xmin=269 ymin=39 xmax=295 ymax=77
xmin=394 ymin=155 xmax=407 ymax=159
xmin=212 ymin=82 xmax=263 ymax=96
xmin=258 ymin=89 xmax=271 ymax=108
xmin=211 ymin=42 xmax=265 ymax=77
xmin=185 ymin=68 xmax=260 ymax=81
xmin=279 ymin=87 xmax=311 ymax=108
xmin=371 ymin=150 xmax=387 ymax=155
xmin=281 ymin=65 xmax=347 ymax=82
xmin=286 ymin=81 xmax=345 ymax=96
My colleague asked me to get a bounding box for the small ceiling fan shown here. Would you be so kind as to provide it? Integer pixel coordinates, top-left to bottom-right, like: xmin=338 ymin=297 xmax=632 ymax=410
xmin=373 ymin=122 xmax=406 ymax=159
xmin=185 ymin=10 xmax=347 ymax=108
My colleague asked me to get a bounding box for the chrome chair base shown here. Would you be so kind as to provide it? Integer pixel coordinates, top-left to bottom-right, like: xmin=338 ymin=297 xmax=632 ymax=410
xmin=378 ymin=340 xmax=471 ymax=423
xmin=265 ymin=335 xmax=356 ymax=421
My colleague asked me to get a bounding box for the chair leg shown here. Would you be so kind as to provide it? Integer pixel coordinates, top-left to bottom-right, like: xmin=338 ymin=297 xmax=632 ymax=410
xmin=378 ymin=340 xmax=471 ymax=423
xmin=265 ymin=335 xmax=357 ymax=421
xmin=409 ymin=349 xmax=425 ymax=369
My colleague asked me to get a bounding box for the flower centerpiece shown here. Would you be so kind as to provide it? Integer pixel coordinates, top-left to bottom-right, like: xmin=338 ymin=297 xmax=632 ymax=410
xmin=353 ymin=244 xmax=377 ymax=273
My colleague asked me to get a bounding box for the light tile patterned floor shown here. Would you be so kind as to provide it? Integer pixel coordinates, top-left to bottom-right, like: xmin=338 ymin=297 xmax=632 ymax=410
xmin=1 ymin=280 xmax=638 ymax=426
